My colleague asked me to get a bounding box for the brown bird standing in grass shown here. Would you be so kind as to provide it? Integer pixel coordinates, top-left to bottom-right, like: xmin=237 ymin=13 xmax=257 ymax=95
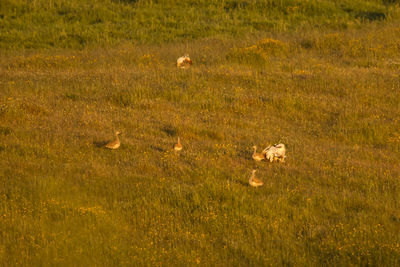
xmin=173 ymin=137 xmax=182 ymax=152
xmin=252 ymin=145 xmax=266 ymax=161
xmin=104 ymin=131 xmax=122 ymax=149
xmin=249 ymin=170 xmax=264 ymax=187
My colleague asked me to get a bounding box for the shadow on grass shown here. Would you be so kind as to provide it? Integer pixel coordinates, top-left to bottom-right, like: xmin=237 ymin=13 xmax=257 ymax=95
xmin=236 ymin=180 xmax=249 ymax=187
xmin=150 ymin=145 xmax=166 ymax=153
xmin=161 ymin=125 xmax=177 ymax=136
xmin=93 ymin=140 xmax=108 ymax=148
xmin=356 ymin=11 xmax=386 ymax=21
xmin=343 ymin=7 xmax=386 ymax=21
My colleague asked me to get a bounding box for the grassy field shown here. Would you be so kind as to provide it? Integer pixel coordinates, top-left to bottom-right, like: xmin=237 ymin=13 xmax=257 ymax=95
xmin=1 ymin=0 xmax=400 ymax=266
xmin=1 ymin=0 xmax=399 ymax=48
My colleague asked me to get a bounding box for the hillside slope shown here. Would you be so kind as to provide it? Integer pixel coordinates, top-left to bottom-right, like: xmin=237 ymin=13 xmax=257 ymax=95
xmin=1 ymin=1 xmax=400 ymax=266
xmin=1 ymin=0 xmax=399 ymax=48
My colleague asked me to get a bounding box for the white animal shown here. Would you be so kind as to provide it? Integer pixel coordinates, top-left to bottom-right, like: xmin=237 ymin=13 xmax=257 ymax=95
xmin=263 ymin=143 xmax=286 ymax=162
xmin=177 ymin=54 xmax=192 ymax=68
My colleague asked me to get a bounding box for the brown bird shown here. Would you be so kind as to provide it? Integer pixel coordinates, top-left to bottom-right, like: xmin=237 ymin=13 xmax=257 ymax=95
xmin=104 ymin=131 xmax=122 ymax=149
xmin=173 ymin=137 xmax=183 ymax=152
xmin=249 ymin=170 xmax=264 ymax=187
xmin=252 ymin=145 xmax=266 ymax=161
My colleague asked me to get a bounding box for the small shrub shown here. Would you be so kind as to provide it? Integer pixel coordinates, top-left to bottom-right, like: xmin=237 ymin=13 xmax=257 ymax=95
xmin=111 ymin=91 xmax=136 ymax=107
xmin=65 ymin=93 xmax=81 ymax=101
xmin=227 ymin=38 xmax=288 ymax=66
xmin=0 ymin=126 xmax=13 ymax=136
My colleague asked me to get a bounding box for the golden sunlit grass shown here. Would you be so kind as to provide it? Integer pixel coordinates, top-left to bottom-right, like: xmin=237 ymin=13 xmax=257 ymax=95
xmin=1 ymin=18 xmax=400 ymax=266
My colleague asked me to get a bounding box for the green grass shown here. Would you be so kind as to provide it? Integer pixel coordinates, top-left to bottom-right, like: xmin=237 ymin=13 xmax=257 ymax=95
xmin=1 ymin=0 xmax=399 ymax=48
xmin=1 ymin=0 xmax=400 ymax=266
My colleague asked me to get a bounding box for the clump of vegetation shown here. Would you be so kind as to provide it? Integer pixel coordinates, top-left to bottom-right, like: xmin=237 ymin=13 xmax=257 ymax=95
xmin=227 ymin=38 xmax=289 ymax=66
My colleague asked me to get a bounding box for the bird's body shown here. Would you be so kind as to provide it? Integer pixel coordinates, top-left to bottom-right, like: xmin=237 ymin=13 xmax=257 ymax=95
xmin=177 ymin=54 xmax=192 ymax=69
xmin=104 ymin=131 xmax=122 ymax=149
xmin=173 ymin=137 xmax=183 ymax=152
xmin=252 ymin=146 xmax=266 ymax=161
xmin=249 ymin=170 xmax=264 ymax=187
xmin=263 ymin=143 xmax=286 ymax=162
